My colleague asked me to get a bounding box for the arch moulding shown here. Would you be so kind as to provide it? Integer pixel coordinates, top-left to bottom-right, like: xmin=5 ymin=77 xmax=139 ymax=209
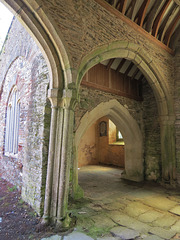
xmin=77 ymin=40 xmax=174 ymax=118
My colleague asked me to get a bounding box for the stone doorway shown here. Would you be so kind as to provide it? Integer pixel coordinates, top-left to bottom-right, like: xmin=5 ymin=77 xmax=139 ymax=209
xmin=74 ymin=99 xmax=144 ymax=198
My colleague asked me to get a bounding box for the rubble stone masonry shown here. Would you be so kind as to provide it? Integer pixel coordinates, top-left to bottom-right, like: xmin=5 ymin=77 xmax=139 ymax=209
xmin=0 ymin=18 xmax=50 ymax=214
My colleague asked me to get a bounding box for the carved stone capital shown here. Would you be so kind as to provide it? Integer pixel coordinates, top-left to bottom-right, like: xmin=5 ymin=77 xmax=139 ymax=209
xmin=60 ymin=89 xmax=78 ymax=110
xmin=48 ymin=88 xmax=61 ymax=108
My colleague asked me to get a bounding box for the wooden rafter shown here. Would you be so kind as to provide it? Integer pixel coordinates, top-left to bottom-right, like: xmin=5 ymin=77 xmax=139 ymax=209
xmin=164 ymin=10 xmax=180 ymax=46
xmin=152 ymin=0 xmax=172 ymax=38
xmin=95 ymin=0 xmax=175 ymax=53
xmin=116 ymin=58 xmax=126 ymax=72
xmin=158 ymin=3 xmax=177 ymax=41
xmin=116 ymin=0 xmax=121 ymax=10
xmin=124 ymin=62 xmax=134 ymax=76
xmin=106 ymin=58 xmax=115 ymax=70
xmin=144 ymin=1 xmax=162 ymax=31
xmin=125 ymin=0 xmax=136 ymax=19
xmin=112 ymin=0 xmax=119 ymax=7
xmin=134 ymin=0 xmax=151 ymax=27
xmin=169 ymin=24 xmax=180 ymax=49
xmin=131 ymin=68 xmax=139 ymax=80
xmin=109 ymin=0 xmax=115 ymax=5
xmin=116 ymin=0 xmax=128 ymax=15
xmin=138 ymin=74 xmax=144 ymax=81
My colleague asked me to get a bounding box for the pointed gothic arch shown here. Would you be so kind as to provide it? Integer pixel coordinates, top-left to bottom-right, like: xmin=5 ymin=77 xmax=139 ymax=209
xmin=76 ymin=40 xmax=176 ymax=183
xmin=74 ymin=99 xmax=144 ymax=197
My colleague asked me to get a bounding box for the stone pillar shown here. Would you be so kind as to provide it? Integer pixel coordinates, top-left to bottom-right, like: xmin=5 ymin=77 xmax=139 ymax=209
xmin=56 ymin=104 xmax=74 ymax=227
xmin=42 ymin=88 xmax=60 ymax=223
xmin=42 ymin=88 xmax=76 ymax=227
xmin=160 ymin=116 xmax=176 ymax=184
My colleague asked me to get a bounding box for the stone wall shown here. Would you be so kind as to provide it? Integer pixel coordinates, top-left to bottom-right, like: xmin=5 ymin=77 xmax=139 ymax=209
xmin=75 ymin=86 xmax=144 ymax=132
xmin=41 ymin=0 xmax=174 ymax=93
xmin=142 ymin=80 xmax=161 ymax=181
xmin=0 ymin=18 xmax=50 ymax=214
xmin=78 ymin=122 xmax=97 ymax=167
xmin=21 ymin=54 xmax=50 ymax=214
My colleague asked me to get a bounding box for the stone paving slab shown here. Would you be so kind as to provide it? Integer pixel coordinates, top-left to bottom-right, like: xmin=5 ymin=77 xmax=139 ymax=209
xmin=125 ymin=189 xmax=158 ymax=200
xmin=97 ymin=237 xmax=117 ymax=240
xmin=107 ymin=212 xmax=134 ymax=225
xmin=41 ymin=235 xmax=62 ymax=240
xmin=172 ymin=233 xmax=180 ymax=239
xmin=142 ymin=196 xmax=178 ymax=211
xmin=138 ymin=210 xmax=164 ymax=223
xmin=170 ymin=220 xmax=180 ymax=232
xmin=152 ymin=214 xmax=178 ymax=227
xmin=169 ymin=206 xmax=180 ymax=216
xmin=88 ymin=203 xmax=104 ymax=212
xmin=124 ymin=202 xmax=151 ymax=217
xmin=127 ymin=219 xmax=151 ymax=233
xmin=63 ymin=231 xmax=94 ymax=240
xmin=101 ymin=201 xmax=126 ymax=211
xmin=149 ymin=227 xmax=176 ymax=239
xmin=110 ymin=226 xmax=140 ymax=239
xmin=108 ymin=212 xmax=151 ymax=233
xmin=143 ymin=235 xmax=164 ymax=240
xmin=90 ymin=214 xmax=116 ymax=228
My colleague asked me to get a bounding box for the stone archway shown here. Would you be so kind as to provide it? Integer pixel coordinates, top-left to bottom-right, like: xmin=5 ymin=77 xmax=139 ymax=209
xmin=76 ymin=41 xmax=176 ymax=184
xmin=1 ymin=1 xmax=75 ymax=225
xmin=73 ymin=99 xmax=143 ymax=197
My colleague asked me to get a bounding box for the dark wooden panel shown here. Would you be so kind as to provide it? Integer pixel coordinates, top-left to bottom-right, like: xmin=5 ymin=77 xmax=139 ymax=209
xmin=81 ymin=63 xmax=143 ymax=101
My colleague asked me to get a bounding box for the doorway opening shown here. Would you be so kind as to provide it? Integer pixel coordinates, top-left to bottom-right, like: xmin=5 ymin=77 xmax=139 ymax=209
xmin=78 ymin=116 xmax=125 ymax=169
xmin=78 ymin=116 xmax=126 ymax=199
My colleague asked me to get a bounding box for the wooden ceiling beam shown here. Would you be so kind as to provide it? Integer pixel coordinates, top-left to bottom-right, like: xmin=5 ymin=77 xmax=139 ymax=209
xmin=164 ymin=10 xmax=180 ymax=46
xmin=138 ymin=74 xmax=144 ymax=81
xmin=152 ymin=0 xmax=172 ymax=38
xmin=125 ymin=0 xmax=136 ymax=19
xmin=169 ymin=24 xmax=180 ymax=49
xmin=116 ymin=58 xmax=126 ymax=72
xmin=131 ymin=68 xmax=139 ymax=80
xmin=158 ymin=3 xmax=177 ymax=41
xmin=145 ymin=2 xmax=162 ymax=32
xmin=116 ymin=0 xmax=128 ymax=15
xmin=124 ymin=62 xmax=134 ymax=76
xmin=106 ymin=58 xmax=115 ymax=70
xmin=112 ymin=0 xmax=119 ymax=7
xmin=109 ymin=0 xmax=115 ymax=5
xmin=134 ymin=0 xmax=151 ymax=27
xmin=95 ymin=0 xmax=174 ymax=54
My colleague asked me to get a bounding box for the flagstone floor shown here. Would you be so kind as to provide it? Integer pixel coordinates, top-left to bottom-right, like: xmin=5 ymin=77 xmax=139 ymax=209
xmin=42 ymin=165 xmax=180 ymax=240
